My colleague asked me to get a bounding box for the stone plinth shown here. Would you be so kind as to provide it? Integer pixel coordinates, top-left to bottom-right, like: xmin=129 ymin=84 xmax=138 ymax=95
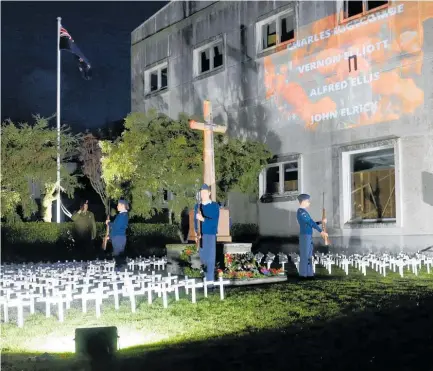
xmin=187 ymin=208 xmax=232 ymax=243
xmin=223 ymin=243 xmax=252 ymax=255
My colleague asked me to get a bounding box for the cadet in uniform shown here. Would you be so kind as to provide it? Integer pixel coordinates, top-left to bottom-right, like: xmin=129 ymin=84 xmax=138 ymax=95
xmin=296 ymin=194 xmax=328 ymax=278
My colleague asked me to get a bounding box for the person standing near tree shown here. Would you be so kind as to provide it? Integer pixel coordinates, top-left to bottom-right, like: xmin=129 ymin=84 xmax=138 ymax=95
xmin=194 ymin=184 xmax=220 ymax=287
xmin=71 ymin=200 xmax=97 ymax=259
xmin=106 ymin=199 xmax=129 ymax=269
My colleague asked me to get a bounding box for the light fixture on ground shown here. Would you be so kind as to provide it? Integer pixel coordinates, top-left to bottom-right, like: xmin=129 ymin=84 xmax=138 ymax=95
xmin=74 ymin=326 xmax=119 ymax=358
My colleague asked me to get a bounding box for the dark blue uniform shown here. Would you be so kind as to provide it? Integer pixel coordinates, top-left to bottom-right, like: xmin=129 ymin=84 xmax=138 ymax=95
xmin=194 ymin=201 xmax=220 ymax=282
xmin=296 ymin=208 xmax=322 ymax=277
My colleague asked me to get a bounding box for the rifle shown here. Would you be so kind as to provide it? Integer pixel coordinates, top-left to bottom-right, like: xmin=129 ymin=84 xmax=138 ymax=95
xmin=195 ymin=204 xmax=202 ymax=249
xmin=102 ymin=215 xmax=110 ymax=251
xmin=322 ymin=192 xmax=330 ymax=246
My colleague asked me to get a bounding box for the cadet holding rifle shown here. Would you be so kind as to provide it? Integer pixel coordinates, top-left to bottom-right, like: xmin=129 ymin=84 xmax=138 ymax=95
xmin=194 ymin=184 xmax=220 ymax=285
xmin=296 ymin=194 xmax=328 ymax=278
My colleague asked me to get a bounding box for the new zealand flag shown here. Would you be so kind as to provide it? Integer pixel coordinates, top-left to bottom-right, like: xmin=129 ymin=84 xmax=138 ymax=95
xmin=59 ymin=25 xmax=92 ymax=80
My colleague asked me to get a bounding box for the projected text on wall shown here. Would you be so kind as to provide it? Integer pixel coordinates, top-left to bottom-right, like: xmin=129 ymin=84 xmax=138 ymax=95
xmin=263 ymin=1 xmax=433 ymax=130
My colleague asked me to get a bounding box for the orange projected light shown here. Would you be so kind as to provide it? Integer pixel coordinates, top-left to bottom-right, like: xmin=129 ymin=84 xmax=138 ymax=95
xmin=263 ymin=1 xmax=433 ymax=130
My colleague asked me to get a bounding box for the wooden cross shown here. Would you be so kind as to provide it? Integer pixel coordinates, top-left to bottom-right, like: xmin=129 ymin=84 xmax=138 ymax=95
xmin=189 ymin=100 xmax=227 ymax=201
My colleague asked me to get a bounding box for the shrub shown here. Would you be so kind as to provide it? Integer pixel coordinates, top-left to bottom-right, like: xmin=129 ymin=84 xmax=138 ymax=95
xmin=1 ymin=222 xmax=259 ymax=262
xmin=231 ymin=223 xmax=259 ymax=242
xmin=1 ymin=222 xmax=180 ymax=262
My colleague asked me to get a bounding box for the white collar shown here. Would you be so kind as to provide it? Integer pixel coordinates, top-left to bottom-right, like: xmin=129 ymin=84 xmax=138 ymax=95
xmin=119 ymin=210 xmax=128 ymax=214
xmin=201 ymin=200 xmax=211 ymax=205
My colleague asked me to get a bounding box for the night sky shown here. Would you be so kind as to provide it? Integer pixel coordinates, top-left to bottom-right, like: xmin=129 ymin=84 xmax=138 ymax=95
xmin=1 ymin=1 xmax=167 ymax=132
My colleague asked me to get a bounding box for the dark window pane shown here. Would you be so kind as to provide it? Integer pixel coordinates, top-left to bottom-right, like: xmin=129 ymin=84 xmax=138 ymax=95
xmin=266 ymin=166 xmax=279 ymax=194
xmin=200 ymin=49 xmax=210 ymax=73
xmin=344 ymin=1 xmax=363 ymax=18
xmin=367 ymin=1 xmax=388 ymax=11
xmin=161 ymin=68 xmax=168 ymax=89
xmin=351 ymin=148 xmax=396 ymax=221
xmin=284 ymin=162 xmax=298 ymax=171
xmin=280 ymin=15 xmax=295 ymax=43
xmin=352 ymin=148 xmax=395 ymax=172
xmin=262 ymin=21 xmax=276 ymax=49
xmin=213 ymin=43 xmax=223 ymax=69
xmin=284 ymin=162 xmax=298 ymax=192
xmin=150 ymin=72 xmax=158 ymax=92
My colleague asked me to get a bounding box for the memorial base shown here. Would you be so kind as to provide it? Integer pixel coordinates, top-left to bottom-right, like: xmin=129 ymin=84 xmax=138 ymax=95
xmin=226 ymin=276 xmax=287 ymax=286
xmin=187 ymin=208 xmax=232 ymax=243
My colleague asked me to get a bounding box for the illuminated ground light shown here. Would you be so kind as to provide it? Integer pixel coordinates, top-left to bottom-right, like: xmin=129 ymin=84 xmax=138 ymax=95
xmin=24 ymin=327 xmax=170 ymax=354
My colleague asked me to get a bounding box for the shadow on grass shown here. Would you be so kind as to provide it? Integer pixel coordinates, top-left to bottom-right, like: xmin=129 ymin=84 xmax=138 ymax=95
xmin=3 ymin=290 xmax=433 ymax=371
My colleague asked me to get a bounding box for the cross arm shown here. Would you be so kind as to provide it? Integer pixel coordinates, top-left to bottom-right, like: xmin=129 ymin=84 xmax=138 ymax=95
xmin=189 ymin=120 xmax=227 ymax=134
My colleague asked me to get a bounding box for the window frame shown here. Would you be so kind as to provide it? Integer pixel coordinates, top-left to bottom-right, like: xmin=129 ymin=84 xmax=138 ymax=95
xmin=340 ymin=139 xmax=402 ymax=227
xmin=260 ymin=157 xmax=301 ymax=199
xmin=144 ymin=61 xmax=168 ymax=95
xmin=339 ymin=0 xmax=390 ymax=24
xmin=193 ymin=36 xmax=225 ymax=78
xmin=255 ymin=7 xmax=296 ymax=54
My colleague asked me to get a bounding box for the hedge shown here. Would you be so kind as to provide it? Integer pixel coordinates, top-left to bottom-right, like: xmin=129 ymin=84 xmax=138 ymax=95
xmin=1 ymin=222 xmax=259 ymax=262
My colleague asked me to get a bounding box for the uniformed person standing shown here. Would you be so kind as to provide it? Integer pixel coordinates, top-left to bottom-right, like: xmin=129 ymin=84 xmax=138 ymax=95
xmin=194 ymin=184 xmax=220 ymax=285
xmin=71 ymin=200 xmax=97 ymax=259
xmin=296 ymin=194 xmax=328 ymax=278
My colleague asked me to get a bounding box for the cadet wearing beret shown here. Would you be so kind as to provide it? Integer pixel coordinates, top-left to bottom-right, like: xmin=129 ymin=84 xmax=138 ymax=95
xmin=296 ymin=194 xmax=328 ymax=278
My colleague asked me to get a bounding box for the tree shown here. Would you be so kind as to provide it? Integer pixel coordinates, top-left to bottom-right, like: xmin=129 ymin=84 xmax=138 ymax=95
xmin=215 ymin=135 xmax=272 ymax=203
xmin=101 ymin=109 xmax=273 ymax=241
xmin=1 ymin=116 xmax=81 ymax=222
xmin=101 ymin=110 xmax=203 ymax=226
xmin=79 ymin=133 xmax=109 ymax=215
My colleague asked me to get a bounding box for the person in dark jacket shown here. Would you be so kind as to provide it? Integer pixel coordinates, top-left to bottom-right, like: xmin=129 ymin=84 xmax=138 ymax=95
xmin=296 ymin=194 xmax=328 ymax=278
xmin=71 ymin=200 xmax=97 ymax=259
xmin=106 ymin=199 xmax=129 ymax=268
xmin=194 ymin=184 xmax=220 ymax=283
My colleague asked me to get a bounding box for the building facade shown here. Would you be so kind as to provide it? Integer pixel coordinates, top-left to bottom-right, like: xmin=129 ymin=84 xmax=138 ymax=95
xmin=131 ymin=1 xmax=433 ymax=252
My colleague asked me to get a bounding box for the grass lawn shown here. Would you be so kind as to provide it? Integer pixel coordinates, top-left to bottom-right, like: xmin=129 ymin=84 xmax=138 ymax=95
xmin=2 ymin=265 xmax=433 ymax=371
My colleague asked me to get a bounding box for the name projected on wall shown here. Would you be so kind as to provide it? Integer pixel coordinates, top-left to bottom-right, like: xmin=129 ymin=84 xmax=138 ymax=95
xmin=263 ymin=1 xmax=433 ymax=130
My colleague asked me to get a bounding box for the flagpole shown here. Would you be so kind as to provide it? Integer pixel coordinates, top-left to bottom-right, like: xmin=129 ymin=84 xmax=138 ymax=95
xmin=56 ymin=16 xmax=61 ymax=223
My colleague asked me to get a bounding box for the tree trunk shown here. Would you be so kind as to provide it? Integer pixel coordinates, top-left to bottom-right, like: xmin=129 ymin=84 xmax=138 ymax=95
xmin=168 ymin=208 xmax=173 ymax=225
xmin=41 ymin=184 xmax=57 ymax=223
xmin=102 ymin=197 xmax=110 ymax=216
xmin=173 ymin=211 xmax=186 ymax=244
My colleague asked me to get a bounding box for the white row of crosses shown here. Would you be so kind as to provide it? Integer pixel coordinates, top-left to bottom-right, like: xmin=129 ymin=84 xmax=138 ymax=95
xmin=288 ymin=252 xmax=433 ymax=277
xmin=0 ymin=257 xmax=230 ymax=328
xmin=255 ymin=252 xmax=289 ymax=271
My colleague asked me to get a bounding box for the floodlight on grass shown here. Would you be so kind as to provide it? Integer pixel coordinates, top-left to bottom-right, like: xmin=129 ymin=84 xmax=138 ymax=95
xmin=74 ymin=326 xmax=119 ymax=358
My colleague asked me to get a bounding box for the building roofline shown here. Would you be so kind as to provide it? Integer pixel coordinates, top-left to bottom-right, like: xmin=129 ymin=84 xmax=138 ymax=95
xmin=131 ymin=1 xmax=219 ymax=46
xmin=132 ymin=0 xmax=173 ymax=34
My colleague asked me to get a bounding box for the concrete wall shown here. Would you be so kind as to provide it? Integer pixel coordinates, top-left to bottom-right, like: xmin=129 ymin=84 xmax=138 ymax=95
xmin=132 ymin=1 xmax=433 ymax=252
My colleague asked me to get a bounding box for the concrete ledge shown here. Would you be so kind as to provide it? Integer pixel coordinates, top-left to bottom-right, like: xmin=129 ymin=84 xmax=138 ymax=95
xmin=227 ymin=275 xmax=287 ymax=286
xmin=223 ymin=243 xmax=252 ymax=254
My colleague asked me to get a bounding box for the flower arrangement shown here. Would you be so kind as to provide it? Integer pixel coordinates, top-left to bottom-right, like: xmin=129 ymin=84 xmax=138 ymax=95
xmin=259 ymin=267 xmax=284 ymax=276
xmin=270 ymin=268 xmax=284 ymax=275
xmin=180 ymin=244 xmax=198 ymax=262
xmin=180 ymin=246 xmax=285 ymax=281
xmin=221 ymin=252 xmax=285 ymax=280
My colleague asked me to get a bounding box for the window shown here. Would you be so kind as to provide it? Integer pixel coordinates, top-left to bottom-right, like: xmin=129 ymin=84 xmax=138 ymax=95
xmin=194 ymin=38 xmax=224 ymax=77
xmin=264 ymin=160 xmax=299 ymax=196
xmin=349 ymin=147 xmax=396 ymax=222
xmin=342 ymin=0 xmax=388 ymax=20
xmin=257 ymin=9 xmax=295 ymax=52
xmin=144 ymin=62 xmax=168 ymax=94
